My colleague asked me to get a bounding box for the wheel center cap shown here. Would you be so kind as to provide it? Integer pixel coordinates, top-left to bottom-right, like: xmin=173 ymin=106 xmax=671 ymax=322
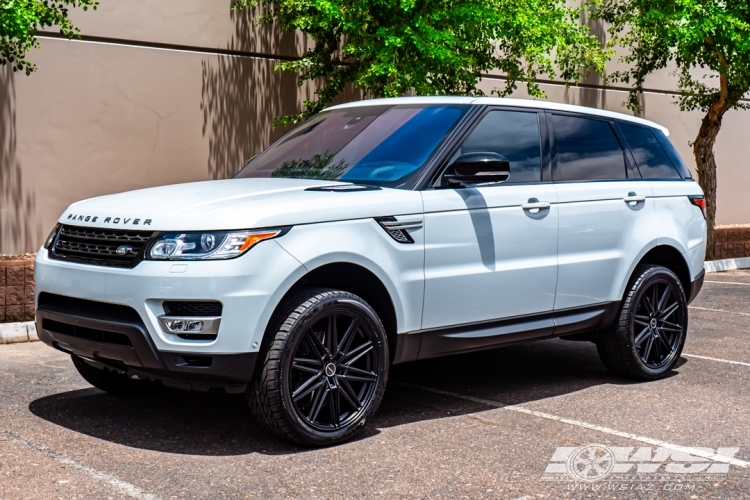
xmin=325 ymin=363 xmax=337 ymax=377
xmin=650 ymin=318 xmax=658 ymax=329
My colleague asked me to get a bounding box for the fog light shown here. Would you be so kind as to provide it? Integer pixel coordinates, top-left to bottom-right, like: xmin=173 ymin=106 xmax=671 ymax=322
xmin=165 ymin=319 xmax=203 ymax=332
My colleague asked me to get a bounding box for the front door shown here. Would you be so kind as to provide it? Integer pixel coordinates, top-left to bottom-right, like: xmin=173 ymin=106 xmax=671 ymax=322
xmin=420 ymin=109 xmax=559 ymax=355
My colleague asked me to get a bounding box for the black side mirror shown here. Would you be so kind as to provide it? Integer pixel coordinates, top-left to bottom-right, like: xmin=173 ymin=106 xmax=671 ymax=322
xmin=443 ymin=152 xmax=510 ymax=187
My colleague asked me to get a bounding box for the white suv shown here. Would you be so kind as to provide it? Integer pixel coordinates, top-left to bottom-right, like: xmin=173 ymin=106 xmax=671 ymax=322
xmin=35 ymin=97 xmax=707 ymax=446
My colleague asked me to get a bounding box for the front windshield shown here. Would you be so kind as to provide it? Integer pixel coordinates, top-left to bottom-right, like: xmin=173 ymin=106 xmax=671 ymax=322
xmin=234 ymin=104 xmax=470 ymax=189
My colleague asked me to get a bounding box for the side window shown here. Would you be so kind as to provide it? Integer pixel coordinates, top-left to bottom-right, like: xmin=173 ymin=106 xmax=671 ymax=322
xmin=552 ymin=114 xmax=627 ymax=181
xmin=653 ymin=129 xmax=692 ymax=179
xmin=457 ymin=110 xmax=542 ymax=183
xmin=618 ymin=123 xmax=681 ymax=179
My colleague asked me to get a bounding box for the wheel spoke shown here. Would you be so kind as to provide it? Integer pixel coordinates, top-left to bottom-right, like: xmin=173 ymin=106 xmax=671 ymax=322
xmin=634 ymin=315 xmax=651 ymax=327
xmin=308 ymin=385 xmax=329 ymax=423
xmin=337 ymin=377 xmax=360 ymax=409
xmin=336 ymin=318 xmax=360 ymax=355
xmin=642 ymin=337 xmax=654 ymax=364
xmin=660 ymin=302 xmax=679 ymax=321
xmin=292 ymin=361 xmax=322 ymax=375
xmin=328 ymin=385 xmax=341 ymax=428
xmin=343 ymin=341 xmax=373 ymax=365
xmin=327 ymin=315 xmax=337 ymax=354
xmin=657 ymin=284 xmax=672 ymax=311
xmin=339 ymin=372 xmax=378 ymax=383
xmin=658 ymin=325 xmax=682 ymax=333
xmin=654 ymin=334 xmax=662 ymax=362
xmin=293 ymin=376 xmax=324 ymax=402
xmin=661 ymin=319 xmax=682 ymax=330
xmin=305 ymin=328 xmax=330 ymax=359
xmin=657 ymin=330 xmax=672 ymax=352
xmin=634 ymin=326 xmax=651 ymax=346
xmin=652 ymin=285 xmax=659 ymax=314
xmin=642 ymin=293 xmax=655 ymax=315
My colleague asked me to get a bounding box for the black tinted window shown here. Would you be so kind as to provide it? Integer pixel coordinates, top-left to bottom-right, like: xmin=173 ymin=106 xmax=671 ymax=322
xmin=653 ymin=129 xmax=692 ymax=179
xmin=457 ymin=110 xmax=541 ymax=183
xmin=618 ymin=123 xmax=681 ymax=179
xmin=552 ymin=115 xmax=626 ymax=181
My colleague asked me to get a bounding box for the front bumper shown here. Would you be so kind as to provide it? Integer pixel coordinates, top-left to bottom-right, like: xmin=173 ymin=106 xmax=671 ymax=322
xmin=36 ymin=295 xmax=256 ymax=391
xmin=34 ymin=239 xmax=307 ymax=389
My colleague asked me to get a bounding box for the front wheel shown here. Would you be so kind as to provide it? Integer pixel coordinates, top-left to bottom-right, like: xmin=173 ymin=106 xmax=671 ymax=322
xmin=248 ymin=288 xmax=389 ymax=446
xmin=597 ymin=265 xmax=688 ymax=380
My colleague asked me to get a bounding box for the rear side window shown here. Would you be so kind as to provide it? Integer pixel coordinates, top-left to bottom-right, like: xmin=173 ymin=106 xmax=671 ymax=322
xmin=552 ymin=115 xmax=627 ymax=181
xmin=653 ymin=129 xmax=692 ymax=179
xmin=618 ymin=123 xmax=681 ymax=179
xmin=457 ymin=110 xmax=542 ymax=183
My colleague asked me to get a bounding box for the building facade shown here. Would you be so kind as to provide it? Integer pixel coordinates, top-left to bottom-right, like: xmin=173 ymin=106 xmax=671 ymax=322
xmin=1 ymin=0 xmax=748 ymax=253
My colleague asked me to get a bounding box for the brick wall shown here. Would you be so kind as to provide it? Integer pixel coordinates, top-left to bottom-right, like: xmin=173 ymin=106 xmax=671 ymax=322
xmin=0 ymin=261 xmax=35 ymax=322
xmin=713 ymin=227 xmax=750 ymax=261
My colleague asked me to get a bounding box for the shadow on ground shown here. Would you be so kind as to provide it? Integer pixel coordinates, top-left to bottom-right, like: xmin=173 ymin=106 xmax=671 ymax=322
xmin=29 ymin=339 xmax=685 ymax=457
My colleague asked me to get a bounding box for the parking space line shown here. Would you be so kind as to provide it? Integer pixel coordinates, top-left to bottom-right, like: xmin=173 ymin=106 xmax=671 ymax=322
xmin=705 ymin=280 xmax=750 ymax=286
xmin=391 ymin=381 xmax=750 ymax=468
xmin=683 ymin=353 xmax=750 ymax=367
xmin=1 ymin=430 xmax=161 ymax=500
xmin=689 ymin=305 xmax=750 ymax=317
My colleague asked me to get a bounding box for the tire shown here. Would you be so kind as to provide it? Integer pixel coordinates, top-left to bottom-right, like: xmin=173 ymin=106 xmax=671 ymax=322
xmin=71 ymin=355 xmax=157 ymax=396
xmin=248 ymin=288 xmax=389 ymax=446
xmin=597 ymin=265 xmax=688 ymax=380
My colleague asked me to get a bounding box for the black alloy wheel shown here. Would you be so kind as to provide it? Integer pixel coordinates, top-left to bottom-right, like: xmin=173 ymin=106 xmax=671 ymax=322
xmin=632 ymin=279 xmax=684 ymax=369
xmin=597 ymin=265 xmax=688 ymax=380
xmin=248 ymin=288 xmax=389 ymax=446
xmin=289 ymin=309 xmax=380 ymax=432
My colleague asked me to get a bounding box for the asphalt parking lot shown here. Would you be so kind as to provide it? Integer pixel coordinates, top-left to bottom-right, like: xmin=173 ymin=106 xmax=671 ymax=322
xmin=2 ymin=271 xmax=750 ymax=499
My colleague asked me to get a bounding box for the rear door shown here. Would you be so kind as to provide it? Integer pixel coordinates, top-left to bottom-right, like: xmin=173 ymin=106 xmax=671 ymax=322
xmin=550 ymin=112 xmax=656 ymax=311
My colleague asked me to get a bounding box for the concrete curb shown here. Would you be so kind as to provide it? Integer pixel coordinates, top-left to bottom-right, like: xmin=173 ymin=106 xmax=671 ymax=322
xmin=705 ymin=257 xmax=750 ymax=273
xmin=0 ymin=322 xmax=38 ymax=345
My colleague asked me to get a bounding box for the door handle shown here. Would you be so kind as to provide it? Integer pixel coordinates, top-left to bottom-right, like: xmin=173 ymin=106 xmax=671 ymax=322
xmin=623 ymin=192 xmax=646 ymax=205
xmin=522 ymin=198 xmax=551 ymax=214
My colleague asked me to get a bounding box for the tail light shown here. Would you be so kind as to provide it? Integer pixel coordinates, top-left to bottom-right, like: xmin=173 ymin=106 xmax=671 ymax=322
xmin=688 ymin=195 xmax=706 ymax=218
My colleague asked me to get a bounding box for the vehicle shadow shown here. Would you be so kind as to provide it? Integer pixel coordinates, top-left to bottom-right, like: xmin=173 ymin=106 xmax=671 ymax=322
xmin=28 ymin=338 xmax=685 ymax=457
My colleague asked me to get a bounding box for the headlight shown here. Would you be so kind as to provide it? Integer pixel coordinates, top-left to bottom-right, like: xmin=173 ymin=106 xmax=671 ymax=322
xmin=148 ymin=229 xmax=284 ymax=260
xmin=44 ymin=224 xmax=61 ymax=249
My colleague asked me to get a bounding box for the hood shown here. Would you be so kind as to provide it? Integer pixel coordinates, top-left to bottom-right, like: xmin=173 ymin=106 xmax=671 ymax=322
xmin=59 ymin=178 xmax=424 ymax=231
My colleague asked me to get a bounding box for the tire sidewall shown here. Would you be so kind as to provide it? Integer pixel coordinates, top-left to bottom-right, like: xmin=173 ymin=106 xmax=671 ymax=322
xmin=277 ymin=293 xmax=389 ymax=446
xmin=626 ymin=267 xmax=688 ymax=378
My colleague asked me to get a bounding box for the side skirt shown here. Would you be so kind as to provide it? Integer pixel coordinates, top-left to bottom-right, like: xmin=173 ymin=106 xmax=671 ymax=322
xmin=393 ymin=302 xmax=620 ymax=363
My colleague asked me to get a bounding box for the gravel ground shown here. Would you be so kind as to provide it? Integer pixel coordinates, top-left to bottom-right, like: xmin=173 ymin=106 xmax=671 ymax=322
xmin=1 ymin=271 xmax=749 ymax=499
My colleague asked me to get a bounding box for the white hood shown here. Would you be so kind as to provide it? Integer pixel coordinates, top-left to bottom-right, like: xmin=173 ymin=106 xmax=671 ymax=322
xmin=60 ymin=178 xmax=424 ymax=231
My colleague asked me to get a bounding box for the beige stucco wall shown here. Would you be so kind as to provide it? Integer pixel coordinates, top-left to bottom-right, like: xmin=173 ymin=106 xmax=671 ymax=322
xmin=1 ymin=0 xmax=749 ymax=253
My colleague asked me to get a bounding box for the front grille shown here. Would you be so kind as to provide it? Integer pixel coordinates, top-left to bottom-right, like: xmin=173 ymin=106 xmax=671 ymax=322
xmin=50 ymin=225 xmax=156 ymax=268
xmin=42 ymin=318 xmax=133 ymax=347
xmin=162 ymin=301 xmax=223 ymax=317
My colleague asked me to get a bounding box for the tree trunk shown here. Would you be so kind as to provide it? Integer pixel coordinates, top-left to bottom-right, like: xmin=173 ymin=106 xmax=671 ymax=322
xmin=692 ymin=111 xmax=723 ymax=261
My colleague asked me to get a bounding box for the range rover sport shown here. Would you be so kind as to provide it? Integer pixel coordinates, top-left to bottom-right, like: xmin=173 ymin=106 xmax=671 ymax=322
xmin=35 ymin=97 xmax=707 ymax=446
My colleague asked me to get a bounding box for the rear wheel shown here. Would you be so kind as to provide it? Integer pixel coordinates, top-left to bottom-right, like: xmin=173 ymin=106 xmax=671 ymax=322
xmin=248 ymin=288 xmax=389 ymax=446
xmin=597 ymin=265 xmax=688 ymax=380
xmin=71 ymin=355 xmax=157 ymax=396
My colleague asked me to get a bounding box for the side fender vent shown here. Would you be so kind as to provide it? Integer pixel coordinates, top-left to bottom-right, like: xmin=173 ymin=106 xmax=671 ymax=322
xmin=375 ymin=217 xmax=423 ymax=244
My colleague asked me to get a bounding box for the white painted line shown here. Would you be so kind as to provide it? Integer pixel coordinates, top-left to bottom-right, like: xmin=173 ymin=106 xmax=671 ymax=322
xmin=1 ymin=430 xmax=161 ymax=500
xmin=689 ymin=305 xmax=750 ymax=317
xmin=392 ymin=381 xmax=750 ymax=468
xmin=683 ymin=353 xmax=750 ymax=368
xmin=705 ymin=280 xmax=750 ymax=286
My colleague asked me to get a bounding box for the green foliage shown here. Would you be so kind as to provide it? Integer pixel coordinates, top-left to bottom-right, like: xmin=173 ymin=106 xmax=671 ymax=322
xmin=1 ymin=0 xmax=98 ymax=75
xmin=233 ymin=0 xmax=609 ymax=125
xmin=271 ymin=150 xmax=349 ymax=179
xmin=591 ymin=0 xmax=750 ymax=114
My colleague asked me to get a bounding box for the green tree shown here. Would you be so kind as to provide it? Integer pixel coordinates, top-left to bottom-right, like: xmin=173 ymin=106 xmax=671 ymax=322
xmin=232 ymin=0 xmax=609 ymax=126
xmin=1 ymin=0 xmax=98 ymax=75
xmin=592 ymin=0 xmax=750 ymax=260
